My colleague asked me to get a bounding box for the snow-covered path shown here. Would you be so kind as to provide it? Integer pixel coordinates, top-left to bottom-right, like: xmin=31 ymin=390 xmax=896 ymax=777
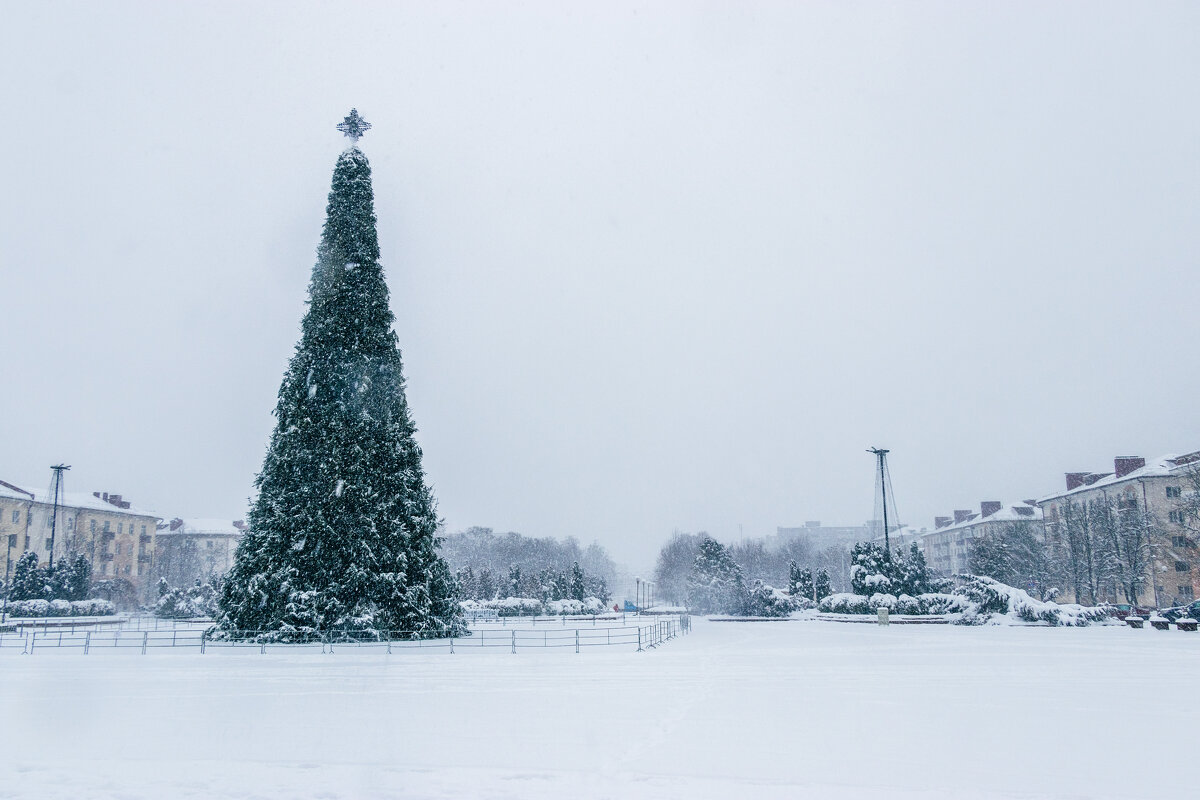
xmin=1 ymin=619 xmax=1194 ymax=799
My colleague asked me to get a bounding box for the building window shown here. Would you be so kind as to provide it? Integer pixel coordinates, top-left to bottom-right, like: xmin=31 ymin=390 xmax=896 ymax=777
xmin=103 ymin=520 xmax=110 ymax=532
xmin=1167 ymin=486 xmax=1182 ymax=499
xmin=1175 ymin=561 xmax=1190 ymax=572
xmin=66 ymin=517 xmax=73 ymax=530
xmin=1172 ymin=536 xmax=1196 ymax=548
xmin=101 ymin=563 xmax=108 ymax=576
xmin=123 ymin=565 xmax=131 ymax=575
xmin=44 ymin=538 xmax=52 ymax=551
xmin=141 ymin=525 xmax=146 ymax=536
xmin=1179 ymin=586 xmax=1195 ymax=600
xmin=10 ymin=510 xmax=17 ymax=524
xmin=207 ymin=540 xmax=214 ymax=548
xmin=118 ymin=523 xmax=123 ymax=534
xmin=24 ymin=535 xmax=30 ymax=549
xmin=1169 ymin=510 xmax=1185 ymax=524
xmin=90 ymin=519 xmax=96 ymax=533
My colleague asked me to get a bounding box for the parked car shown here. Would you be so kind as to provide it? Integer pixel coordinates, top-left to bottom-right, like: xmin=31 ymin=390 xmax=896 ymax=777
xmin=1157 ymin=599 xmax=1200 ymax=622
xmin=1111 ymin=603 xmax=1155 ymax=620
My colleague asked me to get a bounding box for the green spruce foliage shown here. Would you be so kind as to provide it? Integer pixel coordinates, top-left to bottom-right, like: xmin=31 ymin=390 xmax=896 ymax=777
xmin=217 ymin=146 xmax=464 ymax=639
xmin=687 ymin=537 xmax=746 ymax=614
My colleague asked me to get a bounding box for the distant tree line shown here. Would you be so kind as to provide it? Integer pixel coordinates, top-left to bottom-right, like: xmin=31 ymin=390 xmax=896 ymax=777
xmin=442 ymin=527 xmax=617 ymax=604
xmin=970 ymin=495 xmax=1159 ymax=605
xmin=654 ymin=531 xmax=847 ymax=610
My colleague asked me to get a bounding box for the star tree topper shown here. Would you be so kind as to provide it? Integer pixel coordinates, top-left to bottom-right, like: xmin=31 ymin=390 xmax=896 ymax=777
xmin=337 ymin=108 xmax=372 ymax=143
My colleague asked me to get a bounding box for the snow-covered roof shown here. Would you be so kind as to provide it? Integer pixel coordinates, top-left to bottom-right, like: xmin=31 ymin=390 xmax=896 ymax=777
xmin=0 ymin=480 xmax=161 ymax=519
xmin=921 ymin=501 xmax=1042 ymax=538
xmin=159 ymin=518 xmax=244 ymax=536
xmin=1036 ymin=452 xmax=1200 ymax=504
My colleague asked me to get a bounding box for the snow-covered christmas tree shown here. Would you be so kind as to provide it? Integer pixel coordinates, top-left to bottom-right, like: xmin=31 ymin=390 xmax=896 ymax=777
xmin=217 ymin=110 xmax=465 ymax=640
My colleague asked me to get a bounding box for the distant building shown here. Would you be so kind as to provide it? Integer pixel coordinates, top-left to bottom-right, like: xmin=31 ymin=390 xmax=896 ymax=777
xmin=777 ymin=521 xmax=879 ymax=551
xmin=920 ymin=500 xmax=1042 ymax=576
xmin=0 ymin=480 xmax=161 ymax=593
xmin=1037 ymin=453 xmax=1200 ymax=607
xmin=153 ymin=518 xmax=245 ymax=588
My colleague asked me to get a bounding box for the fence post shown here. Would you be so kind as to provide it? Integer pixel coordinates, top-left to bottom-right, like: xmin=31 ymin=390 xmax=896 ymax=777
xmin=29 ymin=631 xmax=36 ymax=654
xmin=637 ymin=627 xmax=642 ymax=652
xmin=387 ymin=638 xmax=392 ymax=655
xmin=450 ymin=637 xmax=455 ymax=654
xmin=200 ymin=630 xmax=206 ymax=654
xmin=511 ymin=629 xmax=516 ymax=654
xmin=575 ymin=629 xmax=579 ymax=654
xmin=260 ymin=639 xmax=266 ymax=655
xmin=84 ymin=631 xmax=91 ymax=655
xmin=141 ymin=631 xmax=148 ymax=655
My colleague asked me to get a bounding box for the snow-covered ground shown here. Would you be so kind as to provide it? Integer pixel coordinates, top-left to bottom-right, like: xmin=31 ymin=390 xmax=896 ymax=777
xmin=1 ymin=619 xmax=1195 ymax=799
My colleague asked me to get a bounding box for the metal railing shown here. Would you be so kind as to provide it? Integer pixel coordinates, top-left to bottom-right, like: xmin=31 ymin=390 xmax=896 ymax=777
xmin=0 ymin=615 xmax=689 ymax=655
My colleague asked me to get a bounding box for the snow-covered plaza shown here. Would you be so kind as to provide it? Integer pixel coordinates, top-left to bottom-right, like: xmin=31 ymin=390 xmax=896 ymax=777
xmin=1 ymin=618 xmax=1195 ymax=799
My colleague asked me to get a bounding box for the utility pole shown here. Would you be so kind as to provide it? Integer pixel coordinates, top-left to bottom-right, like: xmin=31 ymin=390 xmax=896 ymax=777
xmin=2 ymin=533 xmax=14 ymax=623
xmin=46 ymin=464 xmax=71 ymax=571
xmin=868 ymin=448 xmax=891 ymax=554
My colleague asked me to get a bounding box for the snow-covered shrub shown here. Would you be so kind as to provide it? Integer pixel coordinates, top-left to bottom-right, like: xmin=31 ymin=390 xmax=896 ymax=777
xmin=914 ymin=593 xmax=974 ymax=615
xmin=954 ymin=576 xmax=1109 ymax=626
xmin=743 ymin=582 xmax=795 ymax=617
xmin=545 ymin=597 xmax=607 ymax=616
xmin=5 ymin=598 xmax=117 ymax=617
xmin=868 ymin=592 xmax=898 ymax=612
xmin=459 ymin=596 xmax=610 ymax=617
xmin=155 ymin=583 xmax=219 ymax=619
xmin=819 ymin=593 xmax=873 ymax=614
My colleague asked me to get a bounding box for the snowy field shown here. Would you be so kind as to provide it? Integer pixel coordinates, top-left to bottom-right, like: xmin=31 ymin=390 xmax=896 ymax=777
xmin=1 ymin=619 xmax=1195 ymax=800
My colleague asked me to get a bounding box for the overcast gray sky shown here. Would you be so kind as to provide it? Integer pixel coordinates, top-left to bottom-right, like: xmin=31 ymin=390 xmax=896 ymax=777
xmin=2 ymin=1 xmax=1198 ymax=569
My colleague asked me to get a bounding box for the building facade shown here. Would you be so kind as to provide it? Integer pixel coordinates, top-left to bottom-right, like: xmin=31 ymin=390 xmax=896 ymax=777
xmin=153 ymin=518 xmax=245 ymax=588
xmin=1 ymin=480 xmax=161 ymax=595
xmin=1037 ymin=453 xmax=1200 ymax=608
xmin=920 ymin=501 xmax=1043 ymax=577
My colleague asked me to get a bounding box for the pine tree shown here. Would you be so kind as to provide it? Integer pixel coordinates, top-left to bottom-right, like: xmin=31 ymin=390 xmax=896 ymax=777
xmin=65 ymin=554 xmax=92 ymax=601
xmin=813 ymin=568 xmax=832 ymax=600
xmin=477 ymin=567 xmax=496 ymax=601
xmin=569 ymin=561 xmax=586 ymax=602
xmin=10 ymin=552 xmax=43 ymax=601
xmin=687 ymin=537 xmax=746 ymax=614
xmin=507 ymin=565 xmax=522 ymax=598
xmin=217 ymin=134 xmax=465 ymax=639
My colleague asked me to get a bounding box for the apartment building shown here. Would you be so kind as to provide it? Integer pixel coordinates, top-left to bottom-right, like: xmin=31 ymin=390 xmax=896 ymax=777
xmin=1037 ymin=453 xmax=1200 ymax=607
xmin=920 ymin=500 xmax=1043 ymax=576
xmin=0 ymin=480 xmax=161 ymax=592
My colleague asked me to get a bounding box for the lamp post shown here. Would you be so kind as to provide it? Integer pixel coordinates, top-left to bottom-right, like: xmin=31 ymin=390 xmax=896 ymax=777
xmin=2 ymin=533 xmax=14 ymax=623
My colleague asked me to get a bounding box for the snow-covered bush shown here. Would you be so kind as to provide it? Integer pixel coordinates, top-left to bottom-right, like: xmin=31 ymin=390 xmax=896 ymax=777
xmin=743 ymin=582 xmax=796 ymax=617
xmin=819 ymin=593 xmax=873 ymax=614
xmin=913 ymin=593 xmax=974 ymax=615
xmin=820 ymin=591 xmax=976 ymax=617
xmin=5 ymin=598 xmax=117 ymax=617
xmin=155 ymin=583 xmax=218 ymax=619
xmin=955 ymin=576 xmax=1110 ymax=626
xmin=459 ymin=596 xmax=610 ymax=617
xmin=546 ymin=597 xmax=607 ymax=616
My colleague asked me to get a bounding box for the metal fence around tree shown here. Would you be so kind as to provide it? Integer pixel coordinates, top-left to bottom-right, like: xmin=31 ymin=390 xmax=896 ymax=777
xmin=0 ymin=615 xmax=689 ymax=655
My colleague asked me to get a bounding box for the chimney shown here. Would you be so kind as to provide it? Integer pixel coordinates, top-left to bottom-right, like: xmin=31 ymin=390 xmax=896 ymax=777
xmin=934 ymin=516 xmax=952 ymax=529
xmin=170 ymin=518 xmax=183 ymax=531
xmin=102 ymin=492 xmax=109 ymax=501
xmin=233 ymin=520 xmax=247 ymax=531
xmin=954 ymin=509 xmax=973 ymax=524
xmin=1065 ymin=473 xmax=1088 ymax=491
xmin=93 ymin=492 xmax=101 ymax=499
xmin=980 ymin=501 xmax=1002 ymax=518
xmin=1114 ymin=456 xmax=1145 ymax=479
